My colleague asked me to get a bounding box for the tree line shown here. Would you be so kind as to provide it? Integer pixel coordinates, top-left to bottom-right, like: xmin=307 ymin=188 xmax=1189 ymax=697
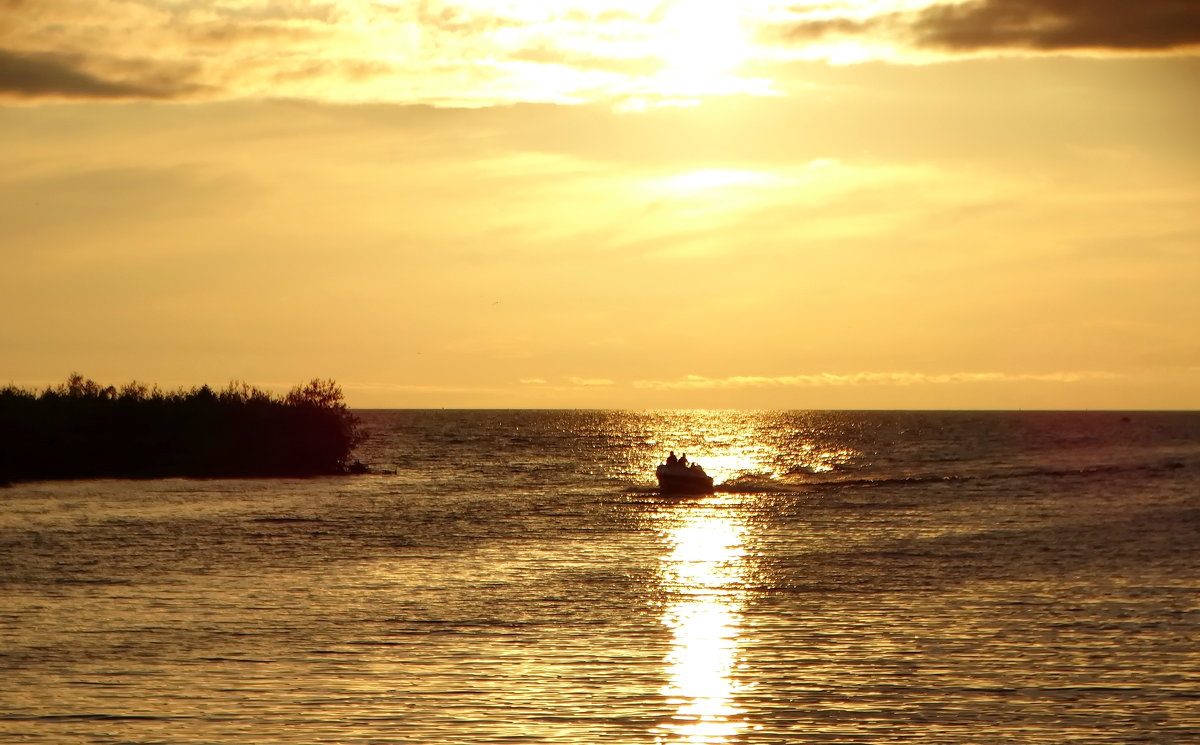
xmin=0 ymin=374 xmax=363 ymax=484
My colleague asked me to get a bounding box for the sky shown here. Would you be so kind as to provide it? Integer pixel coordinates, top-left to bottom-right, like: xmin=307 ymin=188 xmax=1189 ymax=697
xmin=2 ymin=0 xmax=1199 ymax=409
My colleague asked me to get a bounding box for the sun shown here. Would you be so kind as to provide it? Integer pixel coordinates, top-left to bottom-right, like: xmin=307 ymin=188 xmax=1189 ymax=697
xmin=654 ymin=1 xmax=753 ymax=84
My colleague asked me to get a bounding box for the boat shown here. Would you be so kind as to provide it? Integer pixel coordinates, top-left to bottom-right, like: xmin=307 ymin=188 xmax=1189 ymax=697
xmin=656 ymin=455 xmax=715 ymax=495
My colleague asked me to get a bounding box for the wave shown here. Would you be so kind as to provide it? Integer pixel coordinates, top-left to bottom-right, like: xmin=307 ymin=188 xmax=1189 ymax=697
xmin=616 ymin=450 xmax=1193 ymax=499
xmin=0 ymin=713 xmax=190 ymax=722
xmin=708 ymin=457 xmax=1193 ymax=495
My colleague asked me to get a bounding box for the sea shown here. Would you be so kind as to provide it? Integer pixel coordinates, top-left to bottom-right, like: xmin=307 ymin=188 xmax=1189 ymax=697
xmin=1 ymin=410 xmax=1197 ymax=744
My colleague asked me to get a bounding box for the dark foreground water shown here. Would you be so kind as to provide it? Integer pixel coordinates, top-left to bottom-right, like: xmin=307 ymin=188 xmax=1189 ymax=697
xmin=1 ymin=410 xmax=1198 ymax=744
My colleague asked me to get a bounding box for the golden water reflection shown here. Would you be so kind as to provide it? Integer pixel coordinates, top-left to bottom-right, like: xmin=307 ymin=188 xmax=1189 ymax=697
xmin=634 ymin=410 xmax=858 ymax=487
xmin=652 ymin=499 xmax=754 ymax=743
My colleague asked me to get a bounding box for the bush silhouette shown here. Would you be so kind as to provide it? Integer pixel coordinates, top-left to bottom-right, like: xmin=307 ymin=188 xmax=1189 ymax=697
xmin=0 ymin=374 xmax=362 ymax=483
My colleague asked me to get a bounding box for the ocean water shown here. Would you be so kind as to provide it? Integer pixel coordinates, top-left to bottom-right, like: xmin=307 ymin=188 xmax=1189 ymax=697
xmin=1 ymin=410 xmax=1197 ymax=744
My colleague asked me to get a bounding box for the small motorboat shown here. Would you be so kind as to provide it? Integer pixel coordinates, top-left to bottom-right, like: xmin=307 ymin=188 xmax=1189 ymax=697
xmin=656 ymin=455 xmax=715 ymax=495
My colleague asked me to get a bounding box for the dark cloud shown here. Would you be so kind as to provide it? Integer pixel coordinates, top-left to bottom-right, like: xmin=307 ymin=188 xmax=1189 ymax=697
xmin=182 ymin=21 xmax=329 ymax=47
xmin=913 ymin=0 xmax=1200 ymax=52
xmin=0 ymin=49 xmax=160 ymax=99
xmin=0 ymin=49 xmax=204 ymax=101
xmin=766 ymin=15 xmax=877 ymax=42
xmin=765 ymin=0 xmax=1200 ymax=54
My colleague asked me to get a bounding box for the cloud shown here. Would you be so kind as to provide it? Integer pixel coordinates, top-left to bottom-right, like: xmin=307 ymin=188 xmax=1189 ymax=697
xmin=342 ymin=381 xmax=504 ymax=396
xmin=569 ymin=377 xmax=615 ymax=387
xmin=912 ymin=0 xmax=1200 ymax=52
xmin=180 ymin=20 xmax=331 ymax=47
xmin=411 ymin=1 xmax=527 ymax=35
xmin=0 ymin=0 xmax=764 ymax=105
xmin=633 ymin=371 xmax=1124 ymax=390
xmin=5 ymin=1 xmax=1198 ymax=106
xmin=511 ymin=43 xmax=662 ymax=77
xmin=766 ymin=0 xmax=1200 ymax=57
xmin=0 ymin=49 xmax=169 ymax=99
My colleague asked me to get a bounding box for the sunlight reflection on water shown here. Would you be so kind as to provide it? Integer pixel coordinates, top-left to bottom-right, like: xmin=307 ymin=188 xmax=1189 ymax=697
xmin=652 ymin=497 xmax=756 ymax=743
xmin=632 ymin=410 xmax=861 ymax=486
xmin=7 ymin=411 xmax=1198 ymax=744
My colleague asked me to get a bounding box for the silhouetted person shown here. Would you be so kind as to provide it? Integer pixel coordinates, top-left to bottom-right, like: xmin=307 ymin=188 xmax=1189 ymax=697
xmin=679 ymin=454 xmax=689 ymax=467
xmin=666 ymin=451 xmax=678 ymax=466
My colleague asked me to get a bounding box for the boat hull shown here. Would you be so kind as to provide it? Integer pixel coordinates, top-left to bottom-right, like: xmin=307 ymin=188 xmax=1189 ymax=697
xmin=656 ymin=465 xmax=715 ymax=495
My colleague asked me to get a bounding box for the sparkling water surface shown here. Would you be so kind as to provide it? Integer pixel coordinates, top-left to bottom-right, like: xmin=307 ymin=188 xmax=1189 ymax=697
xmin=2 ymin=411 xmax=1198 ymax=743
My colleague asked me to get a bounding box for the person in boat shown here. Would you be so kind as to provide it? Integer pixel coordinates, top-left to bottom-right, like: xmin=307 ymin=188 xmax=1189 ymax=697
xmin=679 ymin=453 xmax=689 ymax=467
xmin=666 ymin=451 xmax=678 ymax=466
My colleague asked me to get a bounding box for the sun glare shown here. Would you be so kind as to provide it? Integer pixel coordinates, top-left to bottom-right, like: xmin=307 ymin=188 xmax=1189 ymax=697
xmin=648 ymin=169 xmax=781 ymax=210
xmin=654 ymin=2 xmax=753 ymax=84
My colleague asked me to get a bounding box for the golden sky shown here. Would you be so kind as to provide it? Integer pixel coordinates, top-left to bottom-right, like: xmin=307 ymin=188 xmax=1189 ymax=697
xmin=3 ymin=0 xmax=1199 ymax=408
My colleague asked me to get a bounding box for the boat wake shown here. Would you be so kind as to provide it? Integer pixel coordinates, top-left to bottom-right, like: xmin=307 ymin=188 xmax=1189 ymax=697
xmin=624 ymin=455 xmax=1193 ymax=497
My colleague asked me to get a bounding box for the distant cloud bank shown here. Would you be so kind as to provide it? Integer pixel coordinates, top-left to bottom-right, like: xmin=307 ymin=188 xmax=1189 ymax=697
xmin=633 ymin=371 xmax=1124 ymax=390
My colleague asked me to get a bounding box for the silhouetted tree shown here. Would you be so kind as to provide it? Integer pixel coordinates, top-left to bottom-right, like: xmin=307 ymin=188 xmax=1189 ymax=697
xmin=0 ymin=375 xmax=363 ymax=484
